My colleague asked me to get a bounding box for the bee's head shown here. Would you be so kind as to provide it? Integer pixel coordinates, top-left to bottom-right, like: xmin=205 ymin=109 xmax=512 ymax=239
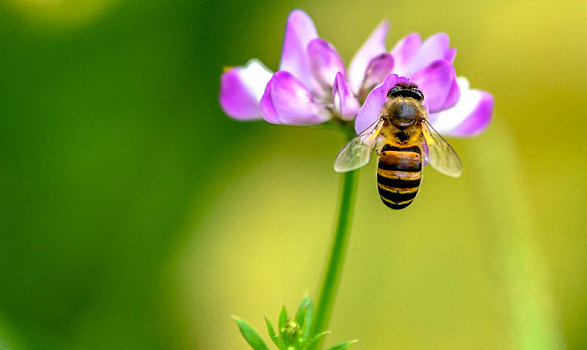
xmin=383 ymin=83 xmax=425 ymax=128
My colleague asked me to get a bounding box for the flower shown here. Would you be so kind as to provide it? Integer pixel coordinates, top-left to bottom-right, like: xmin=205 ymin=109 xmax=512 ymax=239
xmin=219 ymin=10 xmax=387 ymax=125
xmin=356 ymin=32 xmax=493 ymax=135
xmin=219 ymin=9 xmax=493 ymax=137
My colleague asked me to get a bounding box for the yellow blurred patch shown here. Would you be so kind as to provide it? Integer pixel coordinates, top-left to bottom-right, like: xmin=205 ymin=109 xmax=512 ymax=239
xmin=3 ymin=0 xmax=121 ymax=31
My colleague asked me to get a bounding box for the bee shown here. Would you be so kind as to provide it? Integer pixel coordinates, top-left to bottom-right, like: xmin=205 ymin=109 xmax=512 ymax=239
xmin=334 ymin=82 xmax=462 ymax=209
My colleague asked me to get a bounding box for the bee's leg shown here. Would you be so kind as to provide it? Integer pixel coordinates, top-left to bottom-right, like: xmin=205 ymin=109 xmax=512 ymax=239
xmin=374 ymin=134 xmax=387 ymax=155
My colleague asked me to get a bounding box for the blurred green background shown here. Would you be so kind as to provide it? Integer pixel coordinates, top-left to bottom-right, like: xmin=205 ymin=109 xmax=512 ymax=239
xmin=0 ymin=0 xmax=585 ymax=349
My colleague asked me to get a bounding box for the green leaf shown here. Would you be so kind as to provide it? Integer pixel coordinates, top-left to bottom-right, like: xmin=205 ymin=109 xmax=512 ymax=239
xmin=232 ymin=316 xmax=269 ymax=350
xmin=278 ymin=305 xmax=288 ymax=333
xmin=305 ymin=331 xmax=330 ymax=349
xmin=295 ymin=297 xmax=311 ymax=323
xmin=327 ymin=340 xmax=358 ymax=350
xmin=264 ymin=316 xmax=285 ymax=349
xmin=295 ymin=297 xmax=313 ymax=340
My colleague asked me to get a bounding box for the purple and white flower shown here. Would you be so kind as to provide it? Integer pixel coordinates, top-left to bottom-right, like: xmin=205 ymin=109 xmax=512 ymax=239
xmin=219 ymin=9 xmax=493 ymax=137
xmin=220 ymin=10 xmax=359 ymax=125
xmin=355 ymin=32 xmax=492 ymax=135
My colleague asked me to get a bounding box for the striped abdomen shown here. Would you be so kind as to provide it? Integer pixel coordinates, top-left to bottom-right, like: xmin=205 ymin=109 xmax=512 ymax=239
xmin=377 ymin=145 xmax=422 ymax=209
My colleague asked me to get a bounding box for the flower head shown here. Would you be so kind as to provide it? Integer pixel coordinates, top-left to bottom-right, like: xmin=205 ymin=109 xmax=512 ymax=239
xmin=220 ymin=10 xmax=362 ymax=125
xmin=219 ymin=9 xmax=493 ymax=137
xmin=356 ymin=32 xmax=493 ymax=135
xmin=219 ymin=10 xmax=391 ymax=126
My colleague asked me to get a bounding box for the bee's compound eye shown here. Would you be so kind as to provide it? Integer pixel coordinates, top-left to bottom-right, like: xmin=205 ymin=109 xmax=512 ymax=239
xmin=387 ymin=86 xmax=424 ymax=101
xmin=413 ymin=89 xmax=424 ymax=100
xmin=387 ymin=87 xmax=402 ymax=98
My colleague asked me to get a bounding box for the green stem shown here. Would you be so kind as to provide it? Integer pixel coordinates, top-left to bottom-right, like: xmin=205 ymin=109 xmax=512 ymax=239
xmin=309 ymin=166 xmax=359 ymax=349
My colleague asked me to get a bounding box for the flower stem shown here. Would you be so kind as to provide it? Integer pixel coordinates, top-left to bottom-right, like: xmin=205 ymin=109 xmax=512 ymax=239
xmin=309 ymin=164 xmax=359 ymax=349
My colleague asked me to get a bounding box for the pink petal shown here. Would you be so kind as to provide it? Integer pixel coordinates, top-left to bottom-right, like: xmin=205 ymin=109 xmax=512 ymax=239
xmin=445 ymin=48 xmax=457 ymax=62
xmin=412 ymin=60 xmax=456 ymax=113
xmin=259 ymin=71 xmax=329 ymax=125
xmin=219 ymin=59 xmax=273 ymax=120
xmin=361 ymin=53 xmax=395 ymax=91
xmin=259 ymin=80 xmax=279 ymax=124
xmin=307 ymin=38 xmax=346 ymax=90
xmin=355 ymin=74 xmax=399 ymax=134
xmin=348 ymin=21 xmax=390 ymax=95
xmin=390 ymin=33 xmax=421 ymax=76
xmin=428 ymin=78 xmax=493 ymax=137
xmin=332 ymin=73 xmax=360 ymax=120
xmin=440 ymin=74 xmax=460 ymax=110
xmin=279 ymin=10 xmax=319 ymax=92
xmin=405 ymin=33 xmax=450 ymax=77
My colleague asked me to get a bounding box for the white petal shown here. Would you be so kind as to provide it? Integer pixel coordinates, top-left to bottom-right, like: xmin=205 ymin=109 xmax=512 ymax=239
xmin=219 ymin=59 xmax=273 ymax=120
xmin=348 ymin=21 xmax=390 ymax=95
xmin=429 ymin=77 xmax=494 ymax=136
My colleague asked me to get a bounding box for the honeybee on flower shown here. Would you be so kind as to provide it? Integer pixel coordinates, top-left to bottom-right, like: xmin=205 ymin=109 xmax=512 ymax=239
xmin=219 ymin=9 xmax=493 ymax=209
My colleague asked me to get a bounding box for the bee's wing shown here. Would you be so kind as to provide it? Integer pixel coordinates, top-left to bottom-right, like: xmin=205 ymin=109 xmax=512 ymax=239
xmin=421 ymin=119 xmax=463 ymax=177
xmin=334 ymin=119 xmax=385 ymax=173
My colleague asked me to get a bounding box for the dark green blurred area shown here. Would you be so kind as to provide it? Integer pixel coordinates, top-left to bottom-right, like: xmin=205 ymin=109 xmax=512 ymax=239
xmin=0 ymin=0 xmax=585 ymax=349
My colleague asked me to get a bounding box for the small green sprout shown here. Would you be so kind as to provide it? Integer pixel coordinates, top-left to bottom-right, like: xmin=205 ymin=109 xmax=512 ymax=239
xmin=233 ymin=297 xmax=357 ymax=350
